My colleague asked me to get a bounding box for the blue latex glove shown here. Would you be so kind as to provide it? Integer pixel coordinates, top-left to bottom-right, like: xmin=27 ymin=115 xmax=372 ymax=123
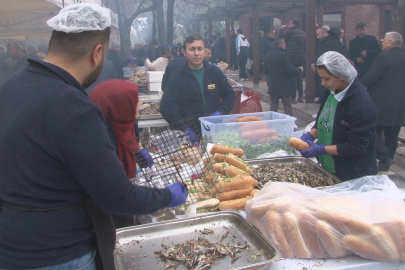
xmin=167 ymin=183 xmax=188 ymax=207
xmin=134 ymin=148 xmax=154 ymax=168
xmin=129 ymin=56 xmax=137 ymax=61
xmin=299 ymin=141 xmax=327 ymax=158
xmin=300 ymin=132 xmax=315 ymax=143
xmin=184 ymin=128 xmax=198 ymax=145
xmin=210 ymin=111 xmax=222 ymax=116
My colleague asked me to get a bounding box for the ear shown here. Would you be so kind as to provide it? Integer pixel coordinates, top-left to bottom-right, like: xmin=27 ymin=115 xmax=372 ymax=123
xmin=91 ymin=44 xmax=104 ymax=68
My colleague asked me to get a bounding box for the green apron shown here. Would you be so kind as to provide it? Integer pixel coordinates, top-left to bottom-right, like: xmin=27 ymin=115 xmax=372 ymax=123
xmin=317 ymin=94 xmax=339 ymax=174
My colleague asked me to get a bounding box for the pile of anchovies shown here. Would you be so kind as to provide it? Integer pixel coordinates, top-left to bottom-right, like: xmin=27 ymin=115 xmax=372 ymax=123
xmin=155 ymin=231 xmax=249 ymax=270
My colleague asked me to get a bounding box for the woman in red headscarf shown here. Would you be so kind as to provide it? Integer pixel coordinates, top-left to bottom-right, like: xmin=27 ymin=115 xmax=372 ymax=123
xmin=90 ymin=79 xmax=153 ymax=179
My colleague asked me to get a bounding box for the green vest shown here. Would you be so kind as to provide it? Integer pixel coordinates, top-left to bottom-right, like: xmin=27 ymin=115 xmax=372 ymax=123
xmin=317 ymin=94 xmax=339 ymax=174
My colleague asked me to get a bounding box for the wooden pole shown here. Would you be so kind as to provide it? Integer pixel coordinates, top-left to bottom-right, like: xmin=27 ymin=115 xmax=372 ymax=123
xmin=208 ymin=17 xmax=213 ymax=46
xmin=305 ymin=0 xmax=316 ymax=103
xmin=226 ymin=15 xmax=231 ymax=64
xmin=253 ymin=2 xmax=260 ymax=89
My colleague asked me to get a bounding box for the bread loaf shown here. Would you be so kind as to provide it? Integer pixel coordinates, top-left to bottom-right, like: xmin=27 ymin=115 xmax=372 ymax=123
xmin=238 ymin=122 xmax=266 ymax=133
xmin=343 ymin=234 xmax=387 ymax=261
xmin=288 ymin=137 xmax=310 ymax=151
xmin=316 ymin=220 xmax=347 ymax=258
xmin=298 ymin=210 xmax=326 ymax=258
xmin=219 ymin=196 xmax=252 ymax=211
xmin=283 ymin=211 xmax=311 ymax=258
xmin=210 ymin=145 xmax=244 ymax=158
xmin=217 ymin=187 xmax=253 ymax=202
xmin=211 ymin=175 xmax=258 ymax=196
xmin=224 ymin=154 xmax=253 ymax=175
xmin=371 ymin=226 xmax=399 ymax=261
xmin=263 ymin=211 xmax=294 ymax=257
xmin=236 ymin=116 xmax=263 ymax=122
xmin=376 ymin=214 xmax=405 ymax=262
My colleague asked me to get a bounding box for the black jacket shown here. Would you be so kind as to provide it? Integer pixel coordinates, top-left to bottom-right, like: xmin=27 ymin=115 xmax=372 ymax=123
xmin=11 ymin=55 xmax=29 ymax=74
xmin=106 ymin=49 xmax=131 ymax=79
xmin=263 ymin=48 xmax=302 ymax=98
xmin=314 ymin=28 xmax=345 ymax=63
xmin=340 ymin=37 xmax=348 ymax=56
xmin=361 ymin=47 xmax=405 ymax=127
xmin=348 ymin=34 xmax=381 ymax=79
xmin=278 ymin=26 xmax=306 ymax=58
xmin=260 ymin=36 xmax=275 ymax=61
xmin=0 ymin=59 xmax=171 ymax=268
xmin=85 ymin=59 xmax=117 ymax=96
xmin=314 ymin=79 xmax=377 ymax=181
xmin=160 ymin=61 xmax=235 ymax=124
xmin=230 ymin=34 xmax=237 ymax=55
xmin=131 ymin=48 xmax=148 ymax=66
xmin=161 ymin=56 xmax=187 ymax=91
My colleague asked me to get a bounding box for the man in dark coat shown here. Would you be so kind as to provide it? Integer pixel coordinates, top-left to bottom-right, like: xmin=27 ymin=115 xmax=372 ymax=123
xmin=229 ymin=30 xmax=238 ymax=70
xmin=8 ymin=40 xmax=29 ymax=75
xmin=131 ymin=42 xmax=148 ymax=66
xmin=348 ymin=22 xmax=381 ymax=80
xmin=147 ymin=40 xmax=160 ymax=61
xmin=106 ymin=41 xmax=133 ymax=79
xmin=361 ymin=32 xmax=405 ymax=172
xmin=278 ymin=19 xmax=306 ymax=103
xmin=311 ymin=26 xmax=345 ymax=100
xmin=263 ymin=38 xmax=303 ymax=116
xmin=260 ymin=28 xmax=276 ymax=63
xmin=216 ymin=33 xmax=226 ymax=62
xmin=339 ymin=28 xmax=348 ymax=56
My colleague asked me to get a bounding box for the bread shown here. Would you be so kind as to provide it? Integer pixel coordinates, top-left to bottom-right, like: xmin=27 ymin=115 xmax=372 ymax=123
xmin=376 ymin=214 xmax=405 ymax=261
xmin=210 ymin=145 xmax=244 ymax=158
xmin=238 ymin=122 xmax=267 ymax=133
xmin=213 ymin=163 xmax=223 ymax=174
xmin=371 ymin=225 xmax=399 ymax=261
xmin=217 ymin=187 xmax=253 ymax=202
xmin=283 ymin=211 xmax=311 ymax=258
xmin=316 ymin=220 xmax=347 ymax=258
xmin=196 ymin=198 xmax=220 ymax=210
xmin=343 ymin=234 xmax=387 ymax=261
xmin=225 ymin=166 xmax=249 ymax=177
xmin=263 ymin=211 xmax=294 ymax=257
xmin=219 ymin=196 xmax=252 ymax=211
xmin=251 ymin=189 xmax=260 ymax=197
xmin=288 ymin=137 xmax=310 ymax=151
xmin=236 ymin=116 xmax=263 ymax=122
xmin=224 ymin=154 xmax=253 ymax=175
xmin=212 ymin=175 xmax=258 ymax=196
xmin=298 ymin=210 xmax=326 ymax=258
xmin=241 ymin=129 xmax=277 ymax=143
xmin=213 ymin=153 xmax=225 ymax=162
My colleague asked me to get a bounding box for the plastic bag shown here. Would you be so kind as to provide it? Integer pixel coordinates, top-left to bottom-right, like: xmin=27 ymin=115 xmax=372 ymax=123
xmin=245 ymin=175 xmax=405 ymax=262
xmin=246 ymin=59 xmax=253 ymax=70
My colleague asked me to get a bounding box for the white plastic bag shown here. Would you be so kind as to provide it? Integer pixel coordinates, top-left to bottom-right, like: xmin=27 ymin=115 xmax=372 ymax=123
xmin=246 ymin=59 xmax=253 ymax=70
xmin=245 ymin=175 xmax=405 ymax=262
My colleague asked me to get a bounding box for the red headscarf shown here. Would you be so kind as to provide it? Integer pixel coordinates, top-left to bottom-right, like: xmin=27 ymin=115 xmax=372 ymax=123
xmin=90 ymin=79 xmax=139 ymax=178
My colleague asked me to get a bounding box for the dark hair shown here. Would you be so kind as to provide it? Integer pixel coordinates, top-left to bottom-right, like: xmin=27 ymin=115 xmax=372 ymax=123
xmin=48 ymin=28 xmax=110 ymax=61
xmin=315 ymin=64 xmax=333 ymax=75
xmin=183 ymin=35 xmax=204 ymax=49
xmin=274 ymin=38 xmax=284 ymax=49
xmin=159 ymin=44 xmax=171 ymax=56
xmin=356 ymin=23 xmax=367 ymax=29
xmin=236 ymin=29 xmax=243 ymax=34
xmin=267 ymin=27 xmax=275 ymax=33
xmin=291 ymin=19 xmax=300 ymax=27
xmin=150 ymin=40 xmax=159 ymax=45
xmin=205 ymin=45 xmax=212 ymax=51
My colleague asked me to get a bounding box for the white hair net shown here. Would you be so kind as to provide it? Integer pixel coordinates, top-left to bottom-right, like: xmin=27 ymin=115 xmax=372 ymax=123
xmin=316 ymin=51 xmax=358 ymax=84
xmin=47 ymin=3 xmax=111 ymax=33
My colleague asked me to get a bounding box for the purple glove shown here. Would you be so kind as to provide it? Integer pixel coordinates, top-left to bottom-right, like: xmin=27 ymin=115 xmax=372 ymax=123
xmin=167 ymin=183 xmax=188 ymax=207
xmin=130 ymin=56 xmax=137 ymax=61
xmin=300 ymin=132 xmax=315 ymax=143
xmin=210 ymin=111 xmax=222 ymax=116
xmin=134 ymin=148 xmax=154 ymax=168
xmin=184 ymin=128 xmax=198 ymax=145
xmin=299 ymin=141 xmax=327 ymax=158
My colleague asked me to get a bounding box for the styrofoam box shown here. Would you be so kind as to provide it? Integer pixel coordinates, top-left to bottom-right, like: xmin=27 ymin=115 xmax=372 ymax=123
xmin=147 ymin=71 xmax=165 ymax=82
xmin=199 ymin=111 xmax=296 ymax=144
xmin=148 ymin=82 xmax=161 ymax=91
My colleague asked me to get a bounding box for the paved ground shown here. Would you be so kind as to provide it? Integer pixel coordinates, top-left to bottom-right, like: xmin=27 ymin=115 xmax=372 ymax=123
xmin=237 ymin=76 xmax=405 ymax=189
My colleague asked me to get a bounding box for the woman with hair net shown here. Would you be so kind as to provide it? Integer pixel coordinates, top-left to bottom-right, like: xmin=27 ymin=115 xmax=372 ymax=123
xmin=299 ymin=51 xmax=377 ymax=181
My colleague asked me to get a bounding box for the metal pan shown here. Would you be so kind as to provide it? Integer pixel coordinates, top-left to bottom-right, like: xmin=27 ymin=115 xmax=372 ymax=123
xmin=246 ymin=156 xmax=341 ymax=188
xmin=114 ymin=211 xmax=277 ymax=270
xmin=139 ymin=114 xmax=162 ymax=120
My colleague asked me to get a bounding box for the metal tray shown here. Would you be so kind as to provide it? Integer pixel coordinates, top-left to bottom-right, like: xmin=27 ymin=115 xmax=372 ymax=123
xmin=139 ymin=114 xmax=162 ymax=120
xmin=114 ymin=211 xmax=277 ymax=270
xmin=246 ymin=156 xmax=341 ymax=188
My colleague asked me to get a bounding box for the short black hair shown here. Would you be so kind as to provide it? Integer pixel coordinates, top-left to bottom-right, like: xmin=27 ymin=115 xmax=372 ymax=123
xmin=356 ymin=23 xmax=367 ymax=29
xmin=267 ymin=27 xmax=275 ymax=33
xmin=183 ymin=35 xmax=204 ymax=50
xmin=150 ymin=40 xmax=159 ymax=45
xmin=291 ymin=19 xmax=300 ymax=27
xmin=236 ymin=29 xmax=243 ymax=34
xmin=315 ymin=64 xmax=333 ymax=75
xmin=48 ymin=28 xmax=110 ymax=61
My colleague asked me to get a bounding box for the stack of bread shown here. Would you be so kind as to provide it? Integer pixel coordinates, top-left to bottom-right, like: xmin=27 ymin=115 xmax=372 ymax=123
xmin=245 ymin=181 xmax=405 ymax=262
xmin=237 ymin=116 xmax=279 ymax=144
xmin=202 ymin=145 xmax=259 ymax=211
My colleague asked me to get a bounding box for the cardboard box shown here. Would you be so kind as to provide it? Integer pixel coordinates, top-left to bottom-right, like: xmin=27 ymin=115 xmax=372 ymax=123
xmin=147 ymin=71 xmax=165 ymax=82
xmin=148 ymin=82 xmax=162 ymax=91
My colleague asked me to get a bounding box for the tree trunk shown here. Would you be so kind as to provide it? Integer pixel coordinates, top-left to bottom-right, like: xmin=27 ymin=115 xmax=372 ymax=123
xmin=152 ymin=10 xmax=157 ymax=41
xmin=154 ymin=0 xmax=166 ymax=44
xmin=167 ymin=0 xmax=175 ymax=46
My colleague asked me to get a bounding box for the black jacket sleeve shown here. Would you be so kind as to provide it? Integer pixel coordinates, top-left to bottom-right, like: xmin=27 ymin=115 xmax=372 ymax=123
xmin=282 ymin=52 xmax=301 ymax=75
xmin=160 ymin=72 xmax=183 ymax=123
xmin=360 ymin=53 xmax=386 ymax=88
xmin=216 ymin=69 xmax=236 ymax=114
xmin=366 ymin=36 xmax=382 ymax=58
xmin=347 ymin=39 xmax=357 ymax=63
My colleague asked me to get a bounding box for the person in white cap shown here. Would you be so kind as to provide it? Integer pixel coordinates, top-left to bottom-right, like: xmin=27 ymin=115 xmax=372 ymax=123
xmin=299 ymin=51 xmax=377 ymax=182
xmin=0 ymin=3 xmax=187 ymax=270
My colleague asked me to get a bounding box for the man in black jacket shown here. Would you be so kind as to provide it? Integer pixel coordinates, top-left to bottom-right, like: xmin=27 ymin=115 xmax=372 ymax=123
xmin=0 ymin=4 xmax=187 ymax=269
xmin=106 ymin=41 xmax=134 ymax=78
xmin=160 ymin=35 xmax=235 ymax=126
xmin=278 ymin=19 xmax=306 ymax=103
xmin=264 ymin=38 xmax=303 ymax=116
xmin=229 ymin=30 xmax=238 ymax=70
xmin=361 ymin=32 xmax=405 ymax=172
xmin=311 ymin=26 xmax=345 ymax=100
xmin=216 ymin=33 xmax=226 ymax=62
xmin=348 ymin=22 xmax=381 ymax=80
xmin=131 ymin=42 xmax=148 ymax=66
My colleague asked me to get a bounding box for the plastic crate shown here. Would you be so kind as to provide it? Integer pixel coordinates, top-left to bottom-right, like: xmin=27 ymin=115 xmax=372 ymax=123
xmin=199 ymin=111 xmax=296 ymax=146
xmin=240 ymin=90 xmax=263 ymax=113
